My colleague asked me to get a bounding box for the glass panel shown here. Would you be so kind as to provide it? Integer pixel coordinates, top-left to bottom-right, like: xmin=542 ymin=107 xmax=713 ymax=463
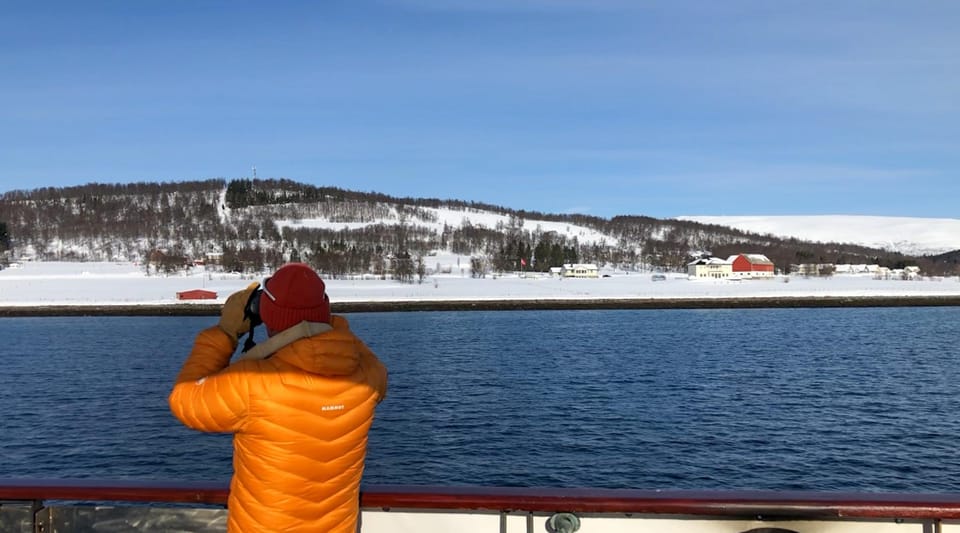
xmin=0 ymin=503 xmax=34 ymax=533
xmin=48 ymin=505 xmax=227 ymax=532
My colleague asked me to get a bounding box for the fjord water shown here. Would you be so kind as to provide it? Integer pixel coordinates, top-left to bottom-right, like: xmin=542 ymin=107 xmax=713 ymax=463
xmin=2 ymin=308 xmax=959 ymax=492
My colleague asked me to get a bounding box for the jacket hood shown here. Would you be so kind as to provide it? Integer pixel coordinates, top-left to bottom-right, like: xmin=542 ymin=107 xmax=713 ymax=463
xmin=271 ymin=315 xmax=362 ymax=376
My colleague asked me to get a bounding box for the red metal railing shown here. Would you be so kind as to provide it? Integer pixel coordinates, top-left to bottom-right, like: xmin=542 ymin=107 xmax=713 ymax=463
xmin=3 ymin=479 xmax=960 ymax=520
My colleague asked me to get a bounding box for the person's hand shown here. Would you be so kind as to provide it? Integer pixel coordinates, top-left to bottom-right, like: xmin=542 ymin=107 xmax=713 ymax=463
xmin=218 ymin=282 xmax=260 ymax=341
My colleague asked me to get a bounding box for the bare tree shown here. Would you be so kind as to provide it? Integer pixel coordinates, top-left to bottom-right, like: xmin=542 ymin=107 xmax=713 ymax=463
xmin=470 ymin=256 xmax=488 ymax=278
xmin=416 ymin=255 xmax=426 ymax=284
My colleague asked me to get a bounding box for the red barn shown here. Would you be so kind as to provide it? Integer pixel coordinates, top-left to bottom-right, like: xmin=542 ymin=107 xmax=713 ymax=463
xmin=728 ymin=254 xmax=775 ymax=278
xmin=176 ymin=289 xmax=218 ymax=300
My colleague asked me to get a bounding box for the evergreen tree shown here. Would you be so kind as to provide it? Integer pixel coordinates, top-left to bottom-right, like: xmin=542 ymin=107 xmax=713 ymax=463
xmin=0 ymin=221 xmax=9 ymax=253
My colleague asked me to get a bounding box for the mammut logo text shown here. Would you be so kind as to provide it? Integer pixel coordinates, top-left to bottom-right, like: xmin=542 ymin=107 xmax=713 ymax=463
xmin=322 ymin=404 xmax=345 ymax=412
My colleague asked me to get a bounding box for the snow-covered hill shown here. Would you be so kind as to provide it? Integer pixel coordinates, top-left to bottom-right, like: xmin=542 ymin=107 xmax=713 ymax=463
xmin=676 ymin=216 xmax=960 ymax=256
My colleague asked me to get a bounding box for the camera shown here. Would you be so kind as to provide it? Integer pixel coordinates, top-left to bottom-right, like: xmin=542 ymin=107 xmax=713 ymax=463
xmin=244 ymin=287 xmax=264 ymax=328
xmin=238 ymin=287 xmax=265 ymax=354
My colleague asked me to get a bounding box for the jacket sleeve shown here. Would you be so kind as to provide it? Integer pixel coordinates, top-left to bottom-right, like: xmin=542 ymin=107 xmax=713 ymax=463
xmin=359 ymin=341 xmax=388 ymax=403
xmin=168 ymin=326 xmax=249 ymax=433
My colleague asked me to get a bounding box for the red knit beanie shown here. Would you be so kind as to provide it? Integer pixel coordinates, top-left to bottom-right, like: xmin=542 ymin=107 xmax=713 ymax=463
xmin=259 ymin=263 xmax=331 ymax=332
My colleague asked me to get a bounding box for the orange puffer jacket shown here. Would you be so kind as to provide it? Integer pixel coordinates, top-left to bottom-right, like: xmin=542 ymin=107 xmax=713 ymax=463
xmin=169 ymin=315 xmax=388 ymax=533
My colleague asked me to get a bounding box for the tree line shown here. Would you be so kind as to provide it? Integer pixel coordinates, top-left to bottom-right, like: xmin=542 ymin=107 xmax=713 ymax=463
xmin=0 ymin=178 xmax=956 ymax=278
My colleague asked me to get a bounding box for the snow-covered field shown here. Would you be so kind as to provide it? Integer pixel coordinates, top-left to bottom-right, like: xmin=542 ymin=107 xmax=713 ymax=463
xmin=1 ymin=261 xmax=958 ymax=307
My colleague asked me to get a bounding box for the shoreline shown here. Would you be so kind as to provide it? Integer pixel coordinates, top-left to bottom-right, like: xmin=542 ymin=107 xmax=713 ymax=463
xmin=2 ymin=295 xmax=960 ymax=316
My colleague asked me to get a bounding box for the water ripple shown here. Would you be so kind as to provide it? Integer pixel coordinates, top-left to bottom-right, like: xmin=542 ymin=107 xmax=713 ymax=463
xmin=2 ymin=309 xmax=960 ymax=492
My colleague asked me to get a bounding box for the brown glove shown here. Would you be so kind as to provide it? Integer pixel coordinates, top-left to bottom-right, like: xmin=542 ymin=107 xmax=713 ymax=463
xmin=218 ymin=282 xmax=260 ymax=341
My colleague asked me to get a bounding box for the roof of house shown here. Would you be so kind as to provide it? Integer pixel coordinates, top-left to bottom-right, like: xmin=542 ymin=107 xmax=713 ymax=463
xmin=688 ymin=257 xmax=731 ymax=266
xmin=176 ymin=289 xmax=218 ymax=300
xmin=727 ymin=254 xmax=773 ymax=265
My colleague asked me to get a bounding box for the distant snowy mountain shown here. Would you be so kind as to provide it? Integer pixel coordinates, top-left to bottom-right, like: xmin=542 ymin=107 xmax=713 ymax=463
xmin=676 ymin=215 xmax=960 ymax=256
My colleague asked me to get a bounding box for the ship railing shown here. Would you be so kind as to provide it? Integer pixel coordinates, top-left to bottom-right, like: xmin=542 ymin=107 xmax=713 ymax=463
xmin=3 ymin=479 xmax=960 ymax=532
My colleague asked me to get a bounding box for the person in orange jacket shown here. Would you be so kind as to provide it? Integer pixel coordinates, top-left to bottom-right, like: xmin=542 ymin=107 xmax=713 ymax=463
xmin=169 ymin=263 xmax=388 ymax=533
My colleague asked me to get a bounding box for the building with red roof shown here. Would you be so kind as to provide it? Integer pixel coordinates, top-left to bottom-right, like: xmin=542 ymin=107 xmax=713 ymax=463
xmin=176 ymin=289 xmax=218 ymax=300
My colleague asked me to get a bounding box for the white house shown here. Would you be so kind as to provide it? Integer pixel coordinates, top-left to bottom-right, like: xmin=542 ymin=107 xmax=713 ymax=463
xmin=561 ymin=263 xmax=599 ymax=278
xmin=687 ymin=257 xmax=733 ymax=279
xmin=833 ymin=264 xmax=880 ymax=275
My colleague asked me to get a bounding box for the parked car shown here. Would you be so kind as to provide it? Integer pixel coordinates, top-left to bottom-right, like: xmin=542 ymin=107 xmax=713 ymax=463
xmin=651 ymin=273 xmax=667 ymax=281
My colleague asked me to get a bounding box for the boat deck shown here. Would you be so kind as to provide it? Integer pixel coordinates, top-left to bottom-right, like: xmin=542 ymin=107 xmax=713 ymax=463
xmin=3 ymin=479 xmax=960 ymax=532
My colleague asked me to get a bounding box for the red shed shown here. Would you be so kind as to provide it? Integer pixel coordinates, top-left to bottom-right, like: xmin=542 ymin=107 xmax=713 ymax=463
xmin=728 ymin=254 xmax=775 ymax=277
xmin=176 ymin=289 xmax=218 ymax=300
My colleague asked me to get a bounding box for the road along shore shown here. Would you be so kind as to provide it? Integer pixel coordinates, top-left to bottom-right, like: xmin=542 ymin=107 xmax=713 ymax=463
xmin=2 ymin=295 xmax=960 ymax=316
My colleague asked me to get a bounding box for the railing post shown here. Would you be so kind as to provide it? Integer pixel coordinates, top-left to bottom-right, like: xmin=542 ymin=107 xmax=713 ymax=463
xmin=32 ymin=501 xmax=47 ymax=533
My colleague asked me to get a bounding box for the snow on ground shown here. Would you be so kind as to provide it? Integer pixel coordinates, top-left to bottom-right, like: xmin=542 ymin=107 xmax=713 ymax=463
xmin=676 ymin=215 xmax=960 ymax=256
xmin=277 ymin=206 xmax=611 ymax=245
xmin=1 ymin=261 xmax=958 ymax=307
xmin=217 ymin=188 xmax=229 ymax=224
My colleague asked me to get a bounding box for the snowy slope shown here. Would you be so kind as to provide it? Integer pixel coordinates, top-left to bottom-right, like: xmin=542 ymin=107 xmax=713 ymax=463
xmin=277 ymin=206 xmax=611 ymax=245
xmin=676 ymin=215 xmax=960 ymax=256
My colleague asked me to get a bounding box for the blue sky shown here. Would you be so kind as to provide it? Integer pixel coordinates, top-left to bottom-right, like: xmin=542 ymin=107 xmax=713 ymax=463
xmin=1 ymin=1 xmax=957 ymax=219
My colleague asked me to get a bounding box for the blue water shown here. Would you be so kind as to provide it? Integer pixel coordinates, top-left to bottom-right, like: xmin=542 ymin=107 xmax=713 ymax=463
xmin=2 ymin=308 xmax=960 ymax=493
